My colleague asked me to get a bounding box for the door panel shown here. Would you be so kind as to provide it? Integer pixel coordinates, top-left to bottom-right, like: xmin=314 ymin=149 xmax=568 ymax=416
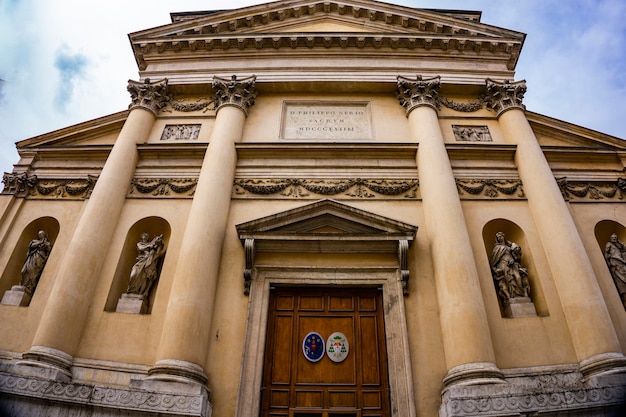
xmin=261 ymin=287 xmax=390 ymax=417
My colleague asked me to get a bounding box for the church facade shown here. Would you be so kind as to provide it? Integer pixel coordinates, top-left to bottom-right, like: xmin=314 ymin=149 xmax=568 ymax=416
xmin=1 ymin=1 xmax=625 ymax=416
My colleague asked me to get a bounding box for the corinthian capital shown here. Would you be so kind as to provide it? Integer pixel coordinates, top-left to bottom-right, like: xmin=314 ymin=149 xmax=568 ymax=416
xmin=396 ymin=75 xmax=441 ymax=116
xmin=212 ymin=75 xmax=257 ymax=116
xmin=127 ymin=78 xmax=172 ymax=116
xmin=484 ymin=79 xmax=527 ymax=117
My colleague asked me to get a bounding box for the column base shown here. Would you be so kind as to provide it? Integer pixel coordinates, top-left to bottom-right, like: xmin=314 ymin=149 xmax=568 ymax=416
xmin=442 ymin=362 xmax=504 ymax=387
xmin=579 ymin=352 xmax=626 ymax=378
xmin=16 ymin=346 xmax=73 ymax=382
xmin=148 ymin=359 xmax=209 ymax=386
xmin=1 ymin=286 xmax=32 ymax=306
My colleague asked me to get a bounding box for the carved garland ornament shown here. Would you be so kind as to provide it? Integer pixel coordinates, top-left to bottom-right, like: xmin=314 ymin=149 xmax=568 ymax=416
xmin=233 ymin=178 xmax=419 ymax=199
xmin=2 ymin=173 xmax=96 ymax=199
xmin=128 ymin=178 xmax=198 ymax=198
xmin=456 ymin=179 xmax=525 ymax=199
xmin=558 ymin=177 xmax=626 ymax=201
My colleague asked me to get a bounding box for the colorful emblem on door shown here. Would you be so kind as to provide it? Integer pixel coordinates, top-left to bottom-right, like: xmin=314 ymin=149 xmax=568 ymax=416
xmin=327 ymin=332 xmax=349 ymax=363
xmin=302 ymin=332 xmax=325 ymax=362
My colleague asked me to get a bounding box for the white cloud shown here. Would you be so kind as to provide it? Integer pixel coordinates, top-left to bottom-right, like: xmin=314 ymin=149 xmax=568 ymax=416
xmin=0 ymin=0 xmax=624 ymax=175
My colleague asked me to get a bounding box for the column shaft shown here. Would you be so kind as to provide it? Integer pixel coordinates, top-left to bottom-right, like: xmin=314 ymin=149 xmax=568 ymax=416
xmin=150 ymin=76 xmax=256 ymax=384
xmin=499 ymin=109 xmax=623 ymax=363
xmin=21 ymin=79 xmax=169 ymax=377
xmin=397 ymin=75 xmax=500 ymax=385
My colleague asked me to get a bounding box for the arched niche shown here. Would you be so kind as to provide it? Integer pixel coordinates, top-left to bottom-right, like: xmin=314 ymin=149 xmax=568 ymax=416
xmin=594 ymin=220 xmax=626 ymax=308
xmin=0 ymin=217 xmax=60 ymax=301
xmin=105 ymin=217 xmax=170 ymax=314
xmin=482 ymin=219 xmax=548 ymax=317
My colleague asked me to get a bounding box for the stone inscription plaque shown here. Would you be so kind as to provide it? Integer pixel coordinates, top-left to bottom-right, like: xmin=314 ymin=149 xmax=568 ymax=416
xmin=281 ymin=101 xmax=372 ymax=140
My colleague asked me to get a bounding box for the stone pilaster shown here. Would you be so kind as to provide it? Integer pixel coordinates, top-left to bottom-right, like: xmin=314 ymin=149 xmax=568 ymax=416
xmin=485 ymin=78 xmax=626 ymax=377
xmin=147 ymin=75 xmax=256 ymax=385
xmin=18 ymin=79 xmax=170 ymax=380
xmin=397 ymin=75 xmax=502 ymax=385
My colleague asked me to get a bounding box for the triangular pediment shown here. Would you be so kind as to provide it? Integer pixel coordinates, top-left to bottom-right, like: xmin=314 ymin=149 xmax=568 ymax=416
xmin=130 ymin=0 xmax=525 ymax=72
xmin=236 ymin=199 xmax=417 ymax=253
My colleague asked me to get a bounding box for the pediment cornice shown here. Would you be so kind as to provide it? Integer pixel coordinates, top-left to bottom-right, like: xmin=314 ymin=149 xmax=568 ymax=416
xmin=130 ymin=0 xmax=525 ymax=71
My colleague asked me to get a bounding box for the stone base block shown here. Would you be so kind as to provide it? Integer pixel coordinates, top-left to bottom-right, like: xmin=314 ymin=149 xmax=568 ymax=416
xmin=1 ymin=286 xmax=32 ymax=306
xmin=116 ymin=293 xmax=148 ymax=314
xmin=504 ymin=297 xmax=537 ymax=318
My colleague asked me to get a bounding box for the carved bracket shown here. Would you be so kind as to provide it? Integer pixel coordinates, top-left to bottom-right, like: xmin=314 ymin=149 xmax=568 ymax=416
xmin=1 ymin=172 xmax=37 ymax=197
xmin=243 ymin=239 xmax=255 ymax=295
xmin=398 ymin=240 xmax=410 ymax=295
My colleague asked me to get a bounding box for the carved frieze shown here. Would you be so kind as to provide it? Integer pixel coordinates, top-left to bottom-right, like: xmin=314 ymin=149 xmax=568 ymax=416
xmin=212 ymin=75 xmax=257 ymax=116
xmin=558 ymin=177 xmax=626 ymax=201
xmin=456 ymin=179 xmax=525 ymax=199
xmin=128 ymin=178 xmax=198 ymax=198
xmin=0 ymin=371 xmax=210 ymax=416
xmin=440 ymin=97 xmax=485 ymax=112
xmin=484 ymin=78 xmax=527 ymax=116
xmin=2 ymin=175 xmax=96 ymax=199
xmin=166 ymin=97 xmax=215 ymax=113
xmin=127 ymin=78 xmax=172 ymax=116
xmin=396 ymin=75 xmax=441 ymax=114
xmin=160 ymin=124 xmax=202 ymax=141
xmin=233 ymin=178 xmax=419 ymax=199
xmin=452 ymin=125 xmax=492 ymax=142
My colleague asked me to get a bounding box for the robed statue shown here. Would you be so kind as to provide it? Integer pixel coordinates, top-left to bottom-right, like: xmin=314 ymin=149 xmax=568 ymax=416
xmin=125 ymin=233 xmax=166 ymax=299
xmin=490 ymin=232 xmax=531 ymax=303
xmin=605 ymin=233 xmax=626 ymax=308
xmin=20 ymin=230 xmax=52 ymax=294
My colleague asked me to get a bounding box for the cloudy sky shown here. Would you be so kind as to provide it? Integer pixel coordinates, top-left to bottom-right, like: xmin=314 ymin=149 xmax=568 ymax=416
xmin=1 ymin=0 xmax=625 ymax=174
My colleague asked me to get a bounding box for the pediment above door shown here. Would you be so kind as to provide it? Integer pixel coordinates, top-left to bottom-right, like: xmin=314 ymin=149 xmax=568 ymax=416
xmin=236 ymin=199 xmax=417 ymax=294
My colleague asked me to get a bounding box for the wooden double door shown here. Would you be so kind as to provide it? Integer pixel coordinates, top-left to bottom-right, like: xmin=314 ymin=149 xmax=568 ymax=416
xmin=261 ymin=287 xmax=391 ymax=417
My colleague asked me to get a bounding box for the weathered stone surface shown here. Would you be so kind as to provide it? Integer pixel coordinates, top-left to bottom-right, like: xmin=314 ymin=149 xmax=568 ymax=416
xmin=1 ymin=286 xmax=31 ymax=306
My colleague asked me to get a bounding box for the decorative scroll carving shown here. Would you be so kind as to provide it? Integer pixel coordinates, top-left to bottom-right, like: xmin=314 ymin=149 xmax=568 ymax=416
xmin=127 ymin=78 xmax=172 ymax=116
xmin=440 ymin=97 xmax=485 ymax=112
xmin=212 ymin=75 xmax=257 ymax=116
xmin=160 ymin=124 xmax=201 ymax=141
xmin=396 ymin=75 xmax=441 ymax=114
xmin=233 ymin=178 xmax=419 ymax=199
xmin=605 ymin=233 xmax=626 ymax=309
xmin=1 ymin=172 xmax=37 ymax=197
xmin=452 ymin=125 xmax=492 ymax=142
xmin=557 ymin=177 xmax=625 ymax=201
xmin=398 ymin=239 xmax=410 ymax=295
xmin=456 ymin=179 xmax=524 ymax=199
xmin=0 ymin=371 xmax=210 ymax=416
xmin=129 ymin=178 xmax=198 ymax=198
xmin=484 ymin=79 xmax=526 ymax=116
xmin=243 ymin=239 xmax=255 ymax=295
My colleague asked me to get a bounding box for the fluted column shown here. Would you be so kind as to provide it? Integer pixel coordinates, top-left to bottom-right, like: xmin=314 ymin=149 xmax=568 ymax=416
xmin=485 ymin=79 xmax=626 ymax=377
xmin=19 ymin=79 xmax=171 ymax=380
xmin=397 ymin=75 xmax=501 ymax=385
xmin=148 ymin=75 xmax=256 ymax=384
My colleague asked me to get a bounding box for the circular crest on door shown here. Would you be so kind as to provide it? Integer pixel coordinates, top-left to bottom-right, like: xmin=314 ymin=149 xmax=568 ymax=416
xmin=302 ymin=332 xmax=325 ymax=362
xmin=326 ymin=332 xmax=349 ymax=363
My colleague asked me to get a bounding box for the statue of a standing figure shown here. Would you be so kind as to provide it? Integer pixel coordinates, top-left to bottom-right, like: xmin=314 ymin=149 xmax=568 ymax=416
xmin=490 ymin=232 xmax=531 ymax=303
xmin=604 ymin=233 xmax=626 ymax=308
xmin=20 ymin=230 xmax=52 ymax=294
xmin=126 ymin=233 xmax=166 ymax=299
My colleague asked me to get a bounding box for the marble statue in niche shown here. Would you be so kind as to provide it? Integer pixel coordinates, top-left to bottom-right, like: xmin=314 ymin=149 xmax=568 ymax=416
xmin=125 ymin=233 xmax=166 ymax=299
xmin=490 ymin=232 xmax=536 ymax=317
xmin=20 ymin=230 xmax=52 ymax=295
xmin=604 ymin=233 xmax=626 ymax=308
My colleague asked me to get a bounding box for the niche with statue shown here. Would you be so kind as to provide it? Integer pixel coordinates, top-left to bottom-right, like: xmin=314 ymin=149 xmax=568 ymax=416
xmin=105 ymin=217 xmax=170 ymax=314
